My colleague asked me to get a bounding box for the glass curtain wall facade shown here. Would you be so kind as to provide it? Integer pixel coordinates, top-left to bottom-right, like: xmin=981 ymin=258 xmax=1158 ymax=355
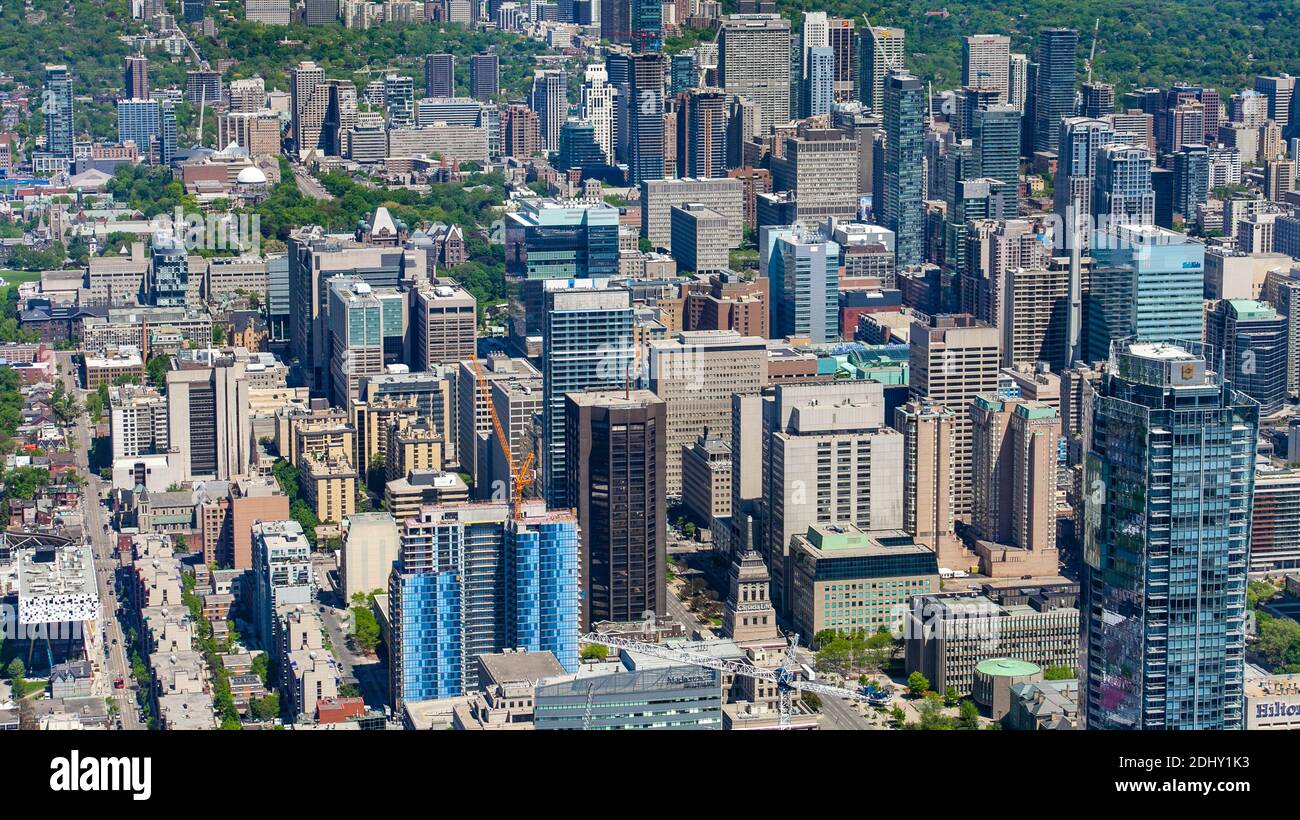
xmin=1083 ymin=340 xmax=1258 ymax=729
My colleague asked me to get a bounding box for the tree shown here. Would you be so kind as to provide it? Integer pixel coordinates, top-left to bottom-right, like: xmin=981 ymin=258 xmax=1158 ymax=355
xmin=580 ymin=643 xmax=609 ymax=661
xmin=815 ymin=640 xmax=852 ymax=678
xmin=1256 ymin=616 xmax=1300 ymax=670
xmin=173 ymin=533 xmax=189 ymax=553
xmin=914 ymin=694 xmax=954 ymax=730
xmin=272 ymin=458 xmax=300 ymax=500
xmin=7 ymin=658 xmax=25 ymax=680
xmin=800 ymin=690 xmax=823 ymax=712
xmin=1043 ymin=665 xmax=1075 ymax=681
xmin=251 ymin=653 xmax=271 ymax=686
xmin=145 ymin=354 xmax=173 ymax=389
xmin=957 ymin=699 xmax=981 ymax=730
xmin=84 ymin=391 xmax=103 ymax=422
xmin=943 ymin=686 xmax=961 ymax=707
xmin=889 ymin=705 xmax=906 ymax=728
xmin=351 ymin=606 xmax=380 ymax=654
xmin=907 ymin=671 xmax=930 ymax=699
xmin=250 ymin=693 xmax=281 ymax=721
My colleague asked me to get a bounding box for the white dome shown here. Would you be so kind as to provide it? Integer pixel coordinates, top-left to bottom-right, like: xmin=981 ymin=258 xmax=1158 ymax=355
xmin=236 ymin=166 xmax=268 ymax=185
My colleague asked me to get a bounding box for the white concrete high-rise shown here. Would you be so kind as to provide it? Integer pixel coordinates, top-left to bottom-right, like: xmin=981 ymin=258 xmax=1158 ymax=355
xmin=719 ymin=14 xmax=792 ymax=133
xmin=962 ymin=34 xmax=1011 ymax=103
xmin=581 ymin=63 xmax=616 ymax=164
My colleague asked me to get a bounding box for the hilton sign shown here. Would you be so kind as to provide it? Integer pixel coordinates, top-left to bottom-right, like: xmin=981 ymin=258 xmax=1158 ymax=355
xmin=1255 ymin=701 xmax=1300 ymax=718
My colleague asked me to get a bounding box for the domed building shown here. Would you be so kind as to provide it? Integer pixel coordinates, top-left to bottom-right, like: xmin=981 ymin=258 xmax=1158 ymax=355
xmin=234 ymin=165 xmax=269 ymax=203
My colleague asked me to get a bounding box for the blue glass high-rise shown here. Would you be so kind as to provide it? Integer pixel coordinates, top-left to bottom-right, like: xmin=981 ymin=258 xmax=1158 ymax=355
xmin=1083 ymin=339 xmax=1258 ymax=729
xmin=390 ymin=505 xmax=581 ymax=708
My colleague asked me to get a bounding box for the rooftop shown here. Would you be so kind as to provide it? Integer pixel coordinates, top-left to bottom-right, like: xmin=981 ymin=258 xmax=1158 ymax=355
xmin=976 ymin=658 xmax=1042 ymax=678
xmin=477 ymin=650 xmax=566 ymax=689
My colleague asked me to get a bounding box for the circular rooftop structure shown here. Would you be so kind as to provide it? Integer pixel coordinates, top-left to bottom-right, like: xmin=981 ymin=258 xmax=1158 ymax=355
xmin=976 ymin=658 xmax=1042 ymax=678
xmin=236 ymin=166 xmax=268 ymax=185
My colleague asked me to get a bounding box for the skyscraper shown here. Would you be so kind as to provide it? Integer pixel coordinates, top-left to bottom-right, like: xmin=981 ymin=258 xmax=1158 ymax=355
xmin=969 ymin=394 xmax=1061 ymax=573
xmin=581 ymin=62 xmax=616 ymax=164
xmin=680 ymin=88 xmax=727 ymax=178
xmin=1084 ymin=340 xmax=1258 ymax=730
xmin=565 ymin=390 xmax=667 ymax=630
xmin=470 ymin=52 xmax=500 ymax=100
xmin=1207 ymin=299 xmax=1288 ymax=414
xmin=1032 ymin=27 xmax=1079 ymax=155
xmin=804 ymin=46 xmax=835 ymax=118
xmin=383 ymin=74 xmax=415 ymax=128
xmin=630 ymin=0 xmax=663 ymax=52
xmin=670 ymin=53 xmax=697 ymax=96
xmin=124 ymin=55 xmax=149 ymax=101
xmin=1055 ymin=117 xmax=1115 ymax=244
xmin=648 ymin=330 xmax=766 ymax=497
xmin=1084 ymin=224 xmax=1205 ymax=363
xmin=1093 ymin=144 xmax=1155 ymax=226
xmin=827 ymin=17 xmax=857 ymax=103
xmin=618 ymin=52 xmax=665 ymax=185
xmin=970 ymin=104 xmax=1022 ymax=214
xmin=43 ymin=65 xmax=74 ymax=160
xmin=894 ymin=399 xmax=960 ymax=566
xmin=962 ymin=34 xmax=1011 ymax=103
xmin=752 ymin=381 xmax=905 ymax=616
xmin=1172 ymin=143 xmax=1210 ymax=219
xmin=319 ymin=79 xmax=357 ymax=157
xmin=531 ymin=69 xmax=568 ymax=154
xmin=1080 ymin=81 xmax=1116 ymax=118
xmin=166 ymin=354 xmax=253 ymax=482
xmin=908 ymin=314 xmax=1001 ymax=522
xmin=883 ymin=71 xmax=925 ymax=267
xmin=718 ymin=14 xmax=791 ymax=134
xmin=1008 ymin=53 xmax=1030 ymax=113
xmin=541 ymin=281 xmax=634 ymax=507
xmin=600 ymin=0 xmax=631 ymax=44
xmin=858 ymin=26 xmax=904 ymax=113
xmin=117 ymin=99 xmax=161 ymax=158
xmin=769 ymin=128 xmax=860 ymax=223
xmin=388 ymin=502 xmax=580 ymax=707
xmin=424 ymin=53 xmax=454 ymax=97
xmin=761 ymin=225 xmax=841 ymax=343
xmin=1254 ymin=73 xmax=1295 ymax=132
xmin=290 ymin=61 xmax=326 ymax=156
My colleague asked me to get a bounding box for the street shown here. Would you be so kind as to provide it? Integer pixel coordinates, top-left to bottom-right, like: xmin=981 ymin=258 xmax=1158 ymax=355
xmin=292 ymin=165 xmax=333 ymax=201
xmin=312 ymin=555 xmax=387 ymax=710
xmin=58 ymin=351 xmax=143 ymax=730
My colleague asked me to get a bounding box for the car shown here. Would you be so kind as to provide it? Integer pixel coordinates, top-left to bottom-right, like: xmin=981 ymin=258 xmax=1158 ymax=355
xmin=113 ymin=677 xmax=125 ymax=689
xmin=111 ymin=638 xmax=118 ymax=645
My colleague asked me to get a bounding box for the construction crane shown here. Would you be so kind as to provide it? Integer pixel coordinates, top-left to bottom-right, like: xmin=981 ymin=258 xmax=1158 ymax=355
xmin=579 ymin=632 xmax=882 ymax=729
xmin=1085 ymin=18 xmax=1101 ymax=84
xmin=471 ymin=358 xmax=534 ymax=519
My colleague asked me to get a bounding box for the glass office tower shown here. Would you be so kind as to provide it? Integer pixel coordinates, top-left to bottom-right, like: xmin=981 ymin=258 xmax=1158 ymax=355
xmin=1083 ymin=340 xmax=1258 ymax=729
xmin=883 ymin=71 xmax=926 ymax=267
xmin=1084 ymin=225 xmax=1205 ymax=365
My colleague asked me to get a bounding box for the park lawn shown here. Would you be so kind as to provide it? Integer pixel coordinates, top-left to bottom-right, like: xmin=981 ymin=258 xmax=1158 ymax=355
xmin=0 ymin=269 xmax=45 ymax=286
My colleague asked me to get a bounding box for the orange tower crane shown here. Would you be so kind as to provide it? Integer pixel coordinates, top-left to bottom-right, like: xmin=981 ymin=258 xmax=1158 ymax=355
xmin=471 ymin=359 xmax=534 ymax=519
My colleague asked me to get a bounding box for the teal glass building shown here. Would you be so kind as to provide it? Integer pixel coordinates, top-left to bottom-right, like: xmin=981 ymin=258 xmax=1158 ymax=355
xmin=1084 ymin=225 xmax=1205 ymax=365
